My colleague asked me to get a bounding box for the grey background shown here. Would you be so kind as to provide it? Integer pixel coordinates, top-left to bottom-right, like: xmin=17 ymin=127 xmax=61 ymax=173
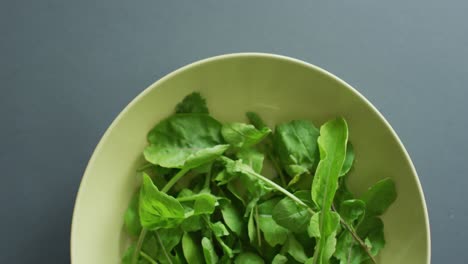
xmin=1 ymin=0 xmax=466 ymax=263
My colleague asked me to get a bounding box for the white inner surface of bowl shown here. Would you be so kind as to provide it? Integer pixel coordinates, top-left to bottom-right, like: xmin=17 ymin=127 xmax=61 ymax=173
xmin=71 ymin=54 xmax=429 ymax=264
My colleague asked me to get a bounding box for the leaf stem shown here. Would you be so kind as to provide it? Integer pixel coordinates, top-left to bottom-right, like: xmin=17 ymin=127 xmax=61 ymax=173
xmin=140 ymin=250 xmax=157 ymax=264
xmin=339 ymin=218 xmax=377 ymax=264
xmin=331 ymin=204 xmax=377 ymax=264
xmin=247 ymin=169 xmax=314 ymax=214
xmin=131 ymin=228 xmax=148 ymax=264
xmin=161 ymin=167 xmax=190 ymax=193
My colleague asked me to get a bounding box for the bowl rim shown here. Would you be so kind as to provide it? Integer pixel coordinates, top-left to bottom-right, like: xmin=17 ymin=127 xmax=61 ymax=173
xmin=70 ymin=52 xmax=431 ymax=263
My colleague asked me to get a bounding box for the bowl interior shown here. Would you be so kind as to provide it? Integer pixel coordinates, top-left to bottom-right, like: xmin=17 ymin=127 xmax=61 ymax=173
xmin=71 ymin=54 xmax=429 ymax=264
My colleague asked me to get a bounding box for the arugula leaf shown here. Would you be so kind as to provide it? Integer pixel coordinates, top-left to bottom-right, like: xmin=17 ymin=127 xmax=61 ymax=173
xmin=122 ymin=244 xmax=152 ymax=264
xmin=311 ymin=117 xmax=348 ymax=211
xmin=246 ymin=112 xmax=268 ymax=129
xmin=248 ymin=207 xmax=257 ymax=244
xmin=272 ymin=194 xmax=313 ymax=233
xmin=236 ymin=148 xmax=264 ymax=174
xmin=181 ymin=215 xmax=203 ymax=232
xmin=257 ymin=198 xmax=289 ymax=247
xmin=339 ymin=199 xmax=365 ymax=226
xmin=175 ymin=92 xmax=209 ymax=114
xmin=339 ymin=143 xmax=354 ymax=177
xmin=310 ymin=118 xmax=348 ymax=264
xmin=220 ymin=201 xmax=244 ymax=236
xmin=282 ymin=234 xmax=308 ymax=263
xmin=311 ymin=212 xmax=341 ymax=264
xmin=222 ymin=122 xmax=271 ymax=149
xmin=271 ymin=254 xmax=288 ymax=264
xmin=234 ymin=252 xmax=265 ymax=264
xmin=274 ymin=120 xmax=320 ymax=179
xmin=357 ymin=217 xmax=385 ymax=255
xmin=124 ymin=191 xmax=142 ymax=237
xmin=211 ymin=221 xmax=230 ymax=237
xmin=144 ymin=114 xmax=225 ymax=168
xmin=139 ymin=174 xmax=185 ymax=230
xmin=182 ymin=232 xmax=203 ymax=264
xmin=361 ymin=178 xmax=397 ymax=216
xmin=202 ymin=237 xmax=219 ymax=264
xmin=178 ymin=193 xmax=218 ymax=215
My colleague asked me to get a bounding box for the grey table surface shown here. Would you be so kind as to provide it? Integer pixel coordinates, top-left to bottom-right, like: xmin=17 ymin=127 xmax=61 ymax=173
xmin=1 ymin=0 xmax=467 ymax=263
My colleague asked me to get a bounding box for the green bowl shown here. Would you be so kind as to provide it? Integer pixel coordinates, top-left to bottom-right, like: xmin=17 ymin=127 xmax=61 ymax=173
xmin=71 ymin=53 xmax=430 ymax=264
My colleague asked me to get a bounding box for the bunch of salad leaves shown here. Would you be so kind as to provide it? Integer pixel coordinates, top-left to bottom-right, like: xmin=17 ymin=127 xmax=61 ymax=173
xmin=122 ymin=92 xmax=397 ymax=264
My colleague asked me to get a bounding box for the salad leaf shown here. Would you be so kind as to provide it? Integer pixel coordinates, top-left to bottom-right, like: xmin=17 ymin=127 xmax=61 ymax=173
xmin=246 ymin=112 xmax=268 ymax=129
xmin=144 ymin=114 xmax=224 ymax=168
xmin=124 ymin=191 xmax=142 ymax=237
xmin=339 ymin=142 xmax=355 ymax=177
xmin=257 ymin=198 xmax=289 ymax=247
xmin=221 ymin=201 xmax=243 ymax=236
xmin=282 ymin=234 xmax=308 ymax=263
xmin=271 ymin=254 xmax=288 ymax=264
xmin=311 ymin=118 xmax=348 ymax=264
xmin=202 ymin=237 xmax=219 ymax=264
xmin=274 ymin=120 xmax=319 ymax=178
xmin=361 ymin=178 xmax=397 ymax=216
xmin=339 ymin=199 xmax=366 ymax=226
xmin=236 ymin=148 xmax=264 ymax=174
xmin=222 ymin=122 xmax=271 ymax=149
xmin=175 ymin=92 xmax=209 ymax=114
xmin=182 ymin=232 xmax=203 ymax=264
xmin=234 ymin=252 xmax=265 ymax=264
xmin=272 ymin=194 xmax=313 ymax=233
xmin=139 ymin=174 xmax=185 ymax=230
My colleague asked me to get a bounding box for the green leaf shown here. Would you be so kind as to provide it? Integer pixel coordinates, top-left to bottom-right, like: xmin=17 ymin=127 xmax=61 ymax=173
xmin=310 ymin=118 xmax=348 ymax=263
xmin=183 ymin=144 xmax=230 ymax=170
xmin=182 ymin=233 xmax=203 ymax=264
xmin=257 ymin=199 xmax=289 ymax=247
xmin=237 ymin=148 xmax=264 ymax=174
xmin=124 ymin=191 xmax=142 ymax=237
xmin=339 ymin=142 xmax=354 ymax=176
xmin=339 ymin=199 xmax=365 ymax=226
xmin=312 ymin=211 xmax=341 ymax=264
xmin=361 ymin=178 xmax=397 ymax=216
xmin=357 ymin=217 xmax=385 ymax=255
xmin=211 ymin=221 xmax=230 ymax=237
xmin=312 ymin=117 xmax=348 ymax=211
xmin=307 ymin=213 xmax=320 ymax=238
xmin=246 ymin=111 xmax=268 ymax=129
xmin=248 ymin=207 xmax=257 ymax=243
xmin=223 ymin=157 xmax=273 ymax=199
xmin=202 ymin=237 xmax=219 ymax=264
xmin=234 ymin=252 xmax=265 ymax=264
xmin=220 ymin=201 xmax=243 ymax=236
xmin=221 ymin=122 xmax=271 ymax=149
xmin=282 ymin=235 xmax=308 ymax=263
xmin=122 ymin=244 xmax=152 ymax=264
xmin=274 ymin=120 xmax=319 ymax=178
xmin=144 ymin=114 xmax=224 ymax=168
xmin=175 ymin=92 xmax=209 ymax=114
xmin=181 ymin=215 xmax=203 ymax=232
xmin=272 ymin=194 xmax=313 ymax=233
xmin=271 ymin=254 xmax=288 ymax=264
xmin=157 ymin=228 xmax=184 ymax=252
xmin=139 ymin=174 xmax=185 ymax=230
xmin=192 ymin=193 xmax=218 ymax=215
